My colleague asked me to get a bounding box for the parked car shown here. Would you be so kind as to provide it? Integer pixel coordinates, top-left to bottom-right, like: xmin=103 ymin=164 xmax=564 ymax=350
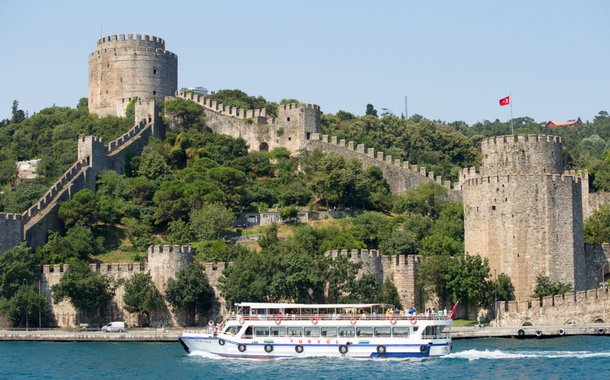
xmin=102 ymin=322 xmax=126 ymax=332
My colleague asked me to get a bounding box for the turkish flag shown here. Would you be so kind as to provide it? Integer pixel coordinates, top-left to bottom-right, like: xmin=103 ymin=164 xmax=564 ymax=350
xmin=499 ymin=96 xmax=510 ymax=106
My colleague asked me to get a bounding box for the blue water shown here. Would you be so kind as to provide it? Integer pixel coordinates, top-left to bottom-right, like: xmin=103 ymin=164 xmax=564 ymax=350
xmin=1 ymin=336 xmax=609 ymax=379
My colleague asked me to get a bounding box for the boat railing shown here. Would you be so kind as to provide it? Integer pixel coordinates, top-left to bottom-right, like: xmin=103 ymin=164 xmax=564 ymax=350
xmin=421 ymin=333 xmax=451 ymax=340
xmin=224 ymin=314 xmax=452 ymax=322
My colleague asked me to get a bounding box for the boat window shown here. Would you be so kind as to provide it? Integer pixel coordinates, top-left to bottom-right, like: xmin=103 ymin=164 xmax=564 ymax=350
xmin=374 ymin=327 xmax=391 ymax=337
xmin=270 ymin=327 xmax=286 ymax=337
xmin=423 ymin=326 xmax=443 ymax=338
xmin=224 ymin=326 xmax=242 ymax=336
xmin=255 ymin=327 xmax=269 ymax=337
xmin=392 ymin=327 xmax=410 ymax=337
xmin=244 ymin=326 xmax=253 ymax=337
xmin=304 ymin=327 xmax=320 ymax=337
xmin=356 ymin=327 xmax=373 ymax=337
xmin=321 ymin=327 xmax=337 ymax=338
xmin=338 ymin=327 xmax=355 ymax=338
xmin=288 ymin=327 xmax=303 ymax=337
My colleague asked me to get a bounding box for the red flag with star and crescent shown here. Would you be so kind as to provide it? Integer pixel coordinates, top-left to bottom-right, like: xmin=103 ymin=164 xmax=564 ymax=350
xmin=499 ymin=96 xmax=510 ymax=106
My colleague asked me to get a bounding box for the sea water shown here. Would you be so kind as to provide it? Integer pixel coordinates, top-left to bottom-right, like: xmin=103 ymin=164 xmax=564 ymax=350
xmin=1 ymin=336 xmax=608 ymax=379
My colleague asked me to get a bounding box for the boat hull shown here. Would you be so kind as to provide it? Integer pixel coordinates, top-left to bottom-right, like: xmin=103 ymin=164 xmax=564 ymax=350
xmin=179 ymin=335 xmax=451 ymax=359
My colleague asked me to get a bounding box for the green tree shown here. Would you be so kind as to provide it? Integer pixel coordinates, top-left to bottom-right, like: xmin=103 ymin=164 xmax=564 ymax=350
xmin=51 ymin=260 xmax=115 ymax=318
xmin=165 ymin=264 xmax=213 ymax=317
xmin=58 ymin=189 xmax=100 ymax=227
xmin=121 ymin=217 xmax=153 ymax=250
xmin=379 ymin=230 xmax=418 ymax=256
xmin=122 ymin=272 xmax=163 ymax=325
xmin=280 ymin=205 xmax=298 ymax=221
xmin=496 ymin=273 xmax=515 ymax=301
xmin=0 ymin=243 xmax=38 ymax=299
xmin=447 ymin=254 xmax=493 ymax=307
xmin=531 ymin=273 xmax=574 ymax=300
xmin=189 ymin=203 xmax=235 ymax=241
xmin=584 ymin=203 xmax=610 ymax=243
xmin=365 ymin=104 xmax=378 ymax=117
xmin=378 ymin=279 xmax=402 ymax=309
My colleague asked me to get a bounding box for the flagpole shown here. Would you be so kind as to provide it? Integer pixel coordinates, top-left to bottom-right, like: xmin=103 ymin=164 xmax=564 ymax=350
xmin=505 ymin=92 xmax=515 ymax=135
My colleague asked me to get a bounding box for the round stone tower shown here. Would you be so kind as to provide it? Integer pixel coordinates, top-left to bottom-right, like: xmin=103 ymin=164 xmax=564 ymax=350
xmin=463 ymin=135 xmax=585 ymax=301
xmin=88 ymin=34 xmax=178 ymax=117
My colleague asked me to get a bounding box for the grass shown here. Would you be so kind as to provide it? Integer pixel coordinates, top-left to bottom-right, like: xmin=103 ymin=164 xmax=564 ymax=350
xmin=452 ymin=319 xmax=477 ymax=327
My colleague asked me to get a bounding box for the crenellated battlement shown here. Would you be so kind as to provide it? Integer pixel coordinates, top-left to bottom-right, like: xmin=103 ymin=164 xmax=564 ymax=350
xmin=462 ymin=172 xmax=582 ymax=188
xmin=481 ymin=134 xmax=562 ymax=148
xmin=96 ymin=34 xmax=165 ymax=49
xmin=309 ymin=134 xmax=461 ymax=191
xmin=278 ymin=103 xmax=320 ymax=111
xmin=173 ymin=91 xmax=270 ymax=122
xmin=0 ymin=213 xmax=22 ymax=221
xmin=481 ymin=134 xmax=564 ymax=176
xmin=498 ymin=289 xmax=610 ymax=326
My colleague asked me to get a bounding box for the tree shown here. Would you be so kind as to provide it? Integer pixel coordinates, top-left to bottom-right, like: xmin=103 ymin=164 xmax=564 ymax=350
xmin=447 ymin=254 xmax=493 ymax=308
xmin=121 ymin=217 xmax=153 ymax=250
xmin=122 ymin=272 xmax=163 ymax=325
xmin=279 ymin=205 xmax=298 ymax=221
xmin=378 ymin=279 xmax=402 ymax=309
xmin=189 ymin=203 xmax=235 ymax=241
xmin=51 ymin=260 xmax=115 ymax=318
xmin=365 ymin=104 xmax=378 ymax=117
xmin=165 ymin=264 xmax=213 ymax=317
xmin=584 ymin=203 xmax=610 ymax=244
xmin=58 ymin=189 xmax=100 ymax=227
xmin=496 ymin=273 xmax=515 ymax=302
xmin=379 ymin=230 xmax=418 ymax=256
xmin=531 ymin=273 xmax=573 ymax=300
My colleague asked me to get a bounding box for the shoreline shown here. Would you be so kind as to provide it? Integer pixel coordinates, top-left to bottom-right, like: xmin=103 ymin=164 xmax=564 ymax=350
xmin=2 ymin=323 xmax=609 ymax=342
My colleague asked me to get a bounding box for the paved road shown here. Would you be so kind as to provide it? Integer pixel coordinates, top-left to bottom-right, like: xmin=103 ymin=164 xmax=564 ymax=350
xmin=451 ymin=323 xmax=610 ymax=339
xmin=0 ymin=329 xmax=181 ymax=342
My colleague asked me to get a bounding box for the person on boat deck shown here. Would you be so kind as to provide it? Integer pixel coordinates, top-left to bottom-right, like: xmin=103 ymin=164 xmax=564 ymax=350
xmin=372 ymin=310 xmax=377 ymax=320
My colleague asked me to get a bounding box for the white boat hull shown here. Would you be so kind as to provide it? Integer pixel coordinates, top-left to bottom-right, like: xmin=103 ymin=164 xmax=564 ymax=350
xmin=179 ymin=335 xmax=451 ymax=359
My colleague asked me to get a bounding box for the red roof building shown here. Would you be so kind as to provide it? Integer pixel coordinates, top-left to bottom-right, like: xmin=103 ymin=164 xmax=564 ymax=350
xmin=545 ymin=120 xmax=581 ymax=128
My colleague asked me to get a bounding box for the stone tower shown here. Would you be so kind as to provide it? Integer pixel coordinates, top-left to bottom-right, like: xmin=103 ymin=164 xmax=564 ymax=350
xmin=88 ymin=34 xmax=178 ymax=117
xmin=275 ymin=103 xmax=321 ymax=152
xmin=462 ymin=135 xmax=585 ymax=301
xmin=147 ymin=245 xmax=193 ymax=293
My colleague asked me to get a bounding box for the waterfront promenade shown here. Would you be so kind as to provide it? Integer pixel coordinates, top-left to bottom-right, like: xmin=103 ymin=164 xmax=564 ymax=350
xmin=1 ymin=323 xmax=609 ymax=342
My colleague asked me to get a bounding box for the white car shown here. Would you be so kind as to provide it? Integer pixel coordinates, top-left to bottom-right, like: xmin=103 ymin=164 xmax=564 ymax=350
xmin=102 ymin=322 xmax=126 ymax=332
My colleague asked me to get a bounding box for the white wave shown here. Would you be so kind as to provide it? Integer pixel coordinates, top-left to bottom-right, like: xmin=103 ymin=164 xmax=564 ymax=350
xmin=448 ymin=349 xmax=610 ymax=361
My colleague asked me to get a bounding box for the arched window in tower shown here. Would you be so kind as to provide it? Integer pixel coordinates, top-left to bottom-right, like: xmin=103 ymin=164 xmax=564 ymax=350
xmin=259 ymin=142 xmax=269 ymax=152
xmin=153 ymin=68 xmax=157 ymax=74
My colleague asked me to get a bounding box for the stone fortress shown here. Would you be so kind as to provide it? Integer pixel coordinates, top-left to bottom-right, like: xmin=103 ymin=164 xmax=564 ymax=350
xmin=88 ymin=34 xmax=177 ymax=117
xmin=1 ymin=34 xmax=609 ymax=326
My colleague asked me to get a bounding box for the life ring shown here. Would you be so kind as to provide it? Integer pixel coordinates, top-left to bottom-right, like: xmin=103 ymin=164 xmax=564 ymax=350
xmin=311 ymin=317 xmax=318 ymax=324
xmin=376 ymin=345 xmax=386 ymax=354
xmin=238 ymin=344 xmax=246 ymax=352
xmin=420 ymin=345 xmax=429 ymax=354
xmin=238 ymin=318 xmax=245 ymax=324
xmin=598 ymin=328 xmax=605 ymax=335
xmin=339 ymin=345 xmax=348 ymax=354
xmin=350 ymin=318 xmax=357 ymax=325
xmin=410 ymin=317 xmax=417 ymax=324
xmin=517 ymin=329 xmax=525 ymax=337
xmin=295 ymin=344 xmax=304 ymax=353
xmin=390 ymin=317 xmax=397 ymax=325
xmin=535 ymin=330 xmax=542 ymax=337
xmin=275 ymin=318 xmax=282 ymax=325
xmin=218 ymin=339 xmax=225 ymax=346
xmin=264 ymin=344 xmax=273 ymax=353
xmin=558 ymin=328 xmax=565 ymax=336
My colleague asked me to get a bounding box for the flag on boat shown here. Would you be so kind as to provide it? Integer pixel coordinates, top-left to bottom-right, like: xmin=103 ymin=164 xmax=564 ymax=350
xmin=499 ymin=96 xmax=510 ymax=106
xmin=450 ymin=301 xmax=459 ymax=320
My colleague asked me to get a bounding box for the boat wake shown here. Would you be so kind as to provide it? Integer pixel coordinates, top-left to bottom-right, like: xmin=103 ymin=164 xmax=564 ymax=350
xmin=447 ymin=349 xmax=610 ymax=361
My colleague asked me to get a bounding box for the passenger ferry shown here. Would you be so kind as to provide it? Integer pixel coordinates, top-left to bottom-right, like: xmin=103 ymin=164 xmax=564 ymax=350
xmin=179 ymin=302 xmax=453 ymax=359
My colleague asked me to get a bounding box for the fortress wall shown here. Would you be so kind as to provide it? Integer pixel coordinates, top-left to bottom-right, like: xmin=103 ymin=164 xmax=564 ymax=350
xmin=463 ymin=173 xmax=584 ymax=301
xmin=41 ymin=246 xmax=233 ymax=327
xmin=498 ymin=289 xmax=610 ymax=326
xmin=324 ymin=250 xmax=423 ymax=310
xmin=0 ymin=101 xmax=162 ymax=255
xmin=304 ymin=136 xmax=462 ymax=200
xmin=481 ymin=134 xmax=563 ymax=176
xmin=584 ymin=243 xmax=610 ymax=289
xmin=0 ymin=214 xmax=24 ymax=254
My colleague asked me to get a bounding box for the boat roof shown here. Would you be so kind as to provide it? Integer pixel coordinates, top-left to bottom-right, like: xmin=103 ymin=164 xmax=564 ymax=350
xmin=236 ymin=303 xmax=395 ymax=309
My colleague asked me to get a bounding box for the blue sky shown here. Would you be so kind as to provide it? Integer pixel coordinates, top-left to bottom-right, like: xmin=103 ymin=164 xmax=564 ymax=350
xmin=1 ymin=0 xmax=608 ymax=125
